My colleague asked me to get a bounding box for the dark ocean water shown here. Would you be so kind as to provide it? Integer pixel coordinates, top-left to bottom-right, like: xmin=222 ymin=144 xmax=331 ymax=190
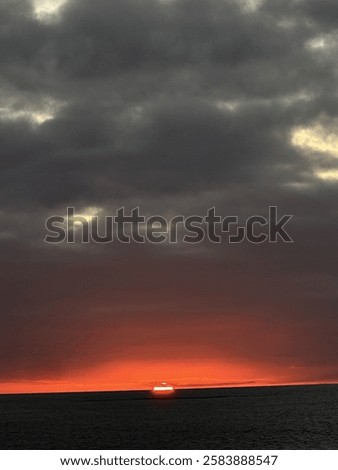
xmin=0 ymin=384 xmax=337 ymax=449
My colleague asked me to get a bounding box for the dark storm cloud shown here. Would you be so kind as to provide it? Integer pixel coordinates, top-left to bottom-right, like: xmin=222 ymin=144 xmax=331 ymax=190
xmin=0 ymin=0 xmax=337 ymax=207
xmin=0 ymin=0 xmax=337 ymax=384
xmin=297 ymin=0 xmax=338 ymax=28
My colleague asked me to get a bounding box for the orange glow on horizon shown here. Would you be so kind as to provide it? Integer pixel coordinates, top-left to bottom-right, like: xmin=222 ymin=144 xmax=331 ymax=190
xmin=1 ymin=359 xmax=337 ymax=395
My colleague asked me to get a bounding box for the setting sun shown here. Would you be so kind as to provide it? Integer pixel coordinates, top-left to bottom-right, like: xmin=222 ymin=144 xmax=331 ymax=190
xmin=151 ymin=383 xmax=175 ymax=396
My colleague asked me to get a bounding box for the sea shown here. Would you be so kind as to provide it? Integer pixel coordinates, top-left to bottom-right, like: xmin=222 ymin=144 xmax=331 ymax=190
xmin=0 ymin=384 xmax=337 ymax=449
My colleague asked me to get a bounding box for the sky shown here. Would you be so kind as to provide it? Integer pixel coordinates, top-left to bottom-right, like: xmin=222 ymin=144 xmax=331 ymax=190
xmin=0 ymin=0 xmax=338 ymax=393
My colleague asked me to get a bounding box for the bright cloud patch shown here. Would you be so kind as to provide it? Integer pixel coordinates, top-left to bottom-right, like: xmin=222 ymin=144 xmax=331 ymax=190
xmin=305 ymin=33 xmax=338 ymax=52
xmin=0 ymin=98 xmax=63 ymax=125
xmin=70 ymin=207 xmax=103 ymax=224
xmin=0 ymin=109 xmax=53 ymax=124
xmin=291 ymin=124 xmax=338 ymax=158
xmin=241 ymin=0 xmax=265 ymax=13
xmin=316 ymin=170 xmax=338 ymax=181
xmin=33 ymin=0 xmax=68 ymax=22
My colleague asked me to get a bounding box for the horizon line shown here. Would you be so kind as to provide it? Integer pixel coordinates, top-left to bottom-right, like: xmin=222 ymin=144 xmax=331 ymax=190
xmin=1 ymin=380 xmax=338 ymax=397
